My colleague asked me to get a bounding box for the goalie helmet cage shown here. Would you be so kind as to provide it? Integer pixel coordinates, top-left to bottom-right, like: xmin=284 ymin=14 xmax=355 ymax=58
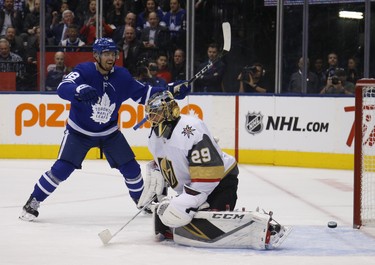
xmin=354 ymin=78 xmax=375 ymax=229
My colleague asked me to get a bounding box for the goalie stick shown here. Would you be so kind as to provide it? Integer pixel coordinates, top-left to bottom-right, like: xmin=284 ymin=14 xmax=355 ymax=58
xmin=133 ymin=22 xmax=231 ymax=130
xmin=98 ymin=195 xmax=156 ymax=245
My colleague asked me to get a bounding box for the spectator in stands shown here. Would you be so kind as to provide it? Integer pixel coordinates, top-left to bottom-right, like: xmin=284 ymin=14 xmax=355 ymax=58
xmin=1 ymin=0 xmax=25 ymax=15
xmin=156 ymin=53 xmax=172 ymax=83
xmin=25 ymin=0 xmax=38 ymax=14
xmin=79 ymin=0 xmax=114 ymax=45
xmin=194 ymin=43 xmax=225 ymax=92
xmin=47 ymin=9 xmax=75 ymax=45
xmin=45 ymin=51 xmax=71 ymax=91
xmin=136 ymin=0 xmax=164 ymax=31
xmin=81 ymin=0 xmax=96 ymax=24
xmin=47 ymin=1 xmax=70 ymax=30
xmin=4 ymin=26 xmax=25 ymax=60
xmin=25 ymin=25 xmax=39 ymax=64
xmin=139 ymin=11 xmax=169 ymax=60
xmin=160 ymin=0 xmax=186 ymax=51
xmin=325 ymin=52 xmax=339 ymax=81
xmin=170 ymin=48 xmax=186 ymax=81
xmin=22 ymin=0 xmax=40 ymax=40
xmin=116 ymin=25 xmax=142 ymax=75
xmin=58 ymin=24 xmax=86 ymax=52
xmin=313 ymin=57 xmax=326 ymax=90
xmin=112 ymin=12 xmax=140 ymax=44
xmin=346 ymin=57 xmax=360 ymax=84
xmin=0 ymin=38 xmax=27 ymax=90
xmin=135 ymin=60 xmax=167 ymax=88
xmin=106 ymin=0 xmax=127 ymax=29
xmin=287 ymin=57 xmax=319 ymax=94
xmin=148 ymin=60 xmax=167 ymax=87
xmin=237 ymin=63 xmax=268 ymax=93
xmin=0 ymin=0 xmax=23 ymax=37
xmin=134 ymin=62 xmax=152 ymax=84
xmin=320 ymin=68 xmax=354 ymax=95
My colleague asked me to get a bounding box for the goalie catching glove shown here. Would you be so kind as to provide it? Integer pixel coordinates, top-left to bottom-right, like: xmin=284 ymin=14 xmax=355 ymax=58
xmin=137 ymin=161 xmax=165 ymax=209
xmin=167 ymin=80 xmax=191 ymax=100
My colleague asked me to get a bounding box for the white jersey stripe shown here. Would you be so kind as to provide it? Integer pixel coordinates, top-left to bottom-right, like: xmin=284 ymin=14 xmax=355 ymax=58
xmin=68 ymin=118 xmax=118 ymax=137
xmin=42 ymin=173 xmax=59 ymax=188
xmin=37 ymin=181 xmax=52 ymax=195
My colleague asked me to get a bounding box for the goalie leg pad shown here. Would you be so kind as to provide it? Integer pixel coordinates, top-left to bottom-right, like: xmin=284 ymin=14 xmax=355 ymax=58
xmin=173 ymin=211 xmax=279 ymax=249
xmin=153 ymin=210 xmax=173 ymax=241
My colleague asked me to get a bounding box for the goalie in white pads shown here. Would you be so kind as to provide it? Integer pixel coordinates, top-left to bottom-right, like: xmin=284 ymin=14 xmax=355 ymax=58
xmin=137 ymin=91 xmax=291 ymax=249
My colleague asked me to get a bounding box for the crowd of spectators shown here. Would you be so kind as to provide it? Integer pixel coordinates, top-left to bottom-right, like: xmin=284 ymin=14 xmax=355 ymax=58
xmin=0 ymin=0 xmax=366 ymax=93
xmin=0 ymin=0 xmax=188 ymax=91
xmin=285 ymin=52 xmax=361 ymax=95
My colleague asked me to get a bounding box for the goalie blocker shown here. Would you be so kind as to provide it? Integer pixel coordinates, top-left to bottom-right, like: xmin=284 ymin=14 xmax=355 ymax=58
xmin=154 ymin=207 xmax=292 ymax=250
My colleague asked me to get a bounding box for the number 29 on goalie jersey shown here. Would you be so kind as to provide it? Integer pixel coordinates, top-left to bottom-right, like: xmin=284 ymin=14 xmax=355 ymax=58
xmin=148 ymin=114 xmax=237 ymax=195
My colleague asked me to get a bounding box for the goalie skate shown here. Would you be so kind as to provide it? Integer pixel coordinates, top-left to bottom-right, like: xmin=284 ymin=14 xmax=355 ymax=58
xmin=265 ymin=224 xmax=292 ymax=250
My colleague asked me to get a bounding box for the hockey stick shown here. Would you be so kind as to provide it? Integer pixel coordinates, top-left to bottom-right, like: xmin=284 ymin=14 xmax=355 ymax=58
xmin=98 ymin=195 xmax=156 ymax=245
xmin=187 ymin=22 xmax=231 ymax=84
xmin=133 ymin=22 xmax=231 ymax=130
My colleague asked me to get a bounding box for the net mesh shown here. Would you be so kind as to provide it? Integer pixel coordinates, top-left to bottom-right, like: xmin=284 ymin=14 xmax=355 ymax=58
xmin=361 ymin=86 xmax=375 ymax=225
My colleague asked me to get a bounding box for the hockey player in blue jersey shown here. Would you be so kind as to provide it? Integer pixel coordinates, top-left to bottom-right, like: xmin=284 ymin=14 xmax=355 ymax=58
xmin=19 ymin=38 xmax=190 ymax=221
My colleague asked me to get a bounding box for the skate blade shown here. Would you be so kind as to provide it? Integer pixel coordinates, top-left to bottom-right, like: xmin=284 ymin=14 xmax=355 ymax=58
xmin=19 ymin=210 xmax=37 ymax=222
xmin=269 ymin=226 xmax=293 ymax=249
xmin=266 ymin=226 xmax=293 ymax=249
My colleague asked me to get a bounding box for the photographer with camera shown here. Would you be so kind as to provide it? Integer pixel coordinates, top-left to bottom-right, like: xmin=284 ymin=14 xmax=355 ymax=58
xmin=135 ymin=58 xmax=168 ymax=88
xmin=237 ymin=63 xmax=268 ymax=93
xmin=320 ymin=68 xmax=354 ymax=95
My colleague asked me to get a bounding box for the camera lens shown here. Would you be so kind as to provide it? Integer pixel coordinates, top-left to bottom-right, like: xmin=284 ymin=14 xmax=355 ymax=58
xmin=149 ymin=65 xmax=158 ymax=71
xmin=331 ymin=76 xmax=339 ymax=85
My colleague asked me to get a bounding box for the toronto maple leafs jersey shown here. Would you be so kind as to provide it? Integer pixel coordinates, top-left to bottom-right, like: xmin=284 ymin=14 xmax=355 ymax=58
xmin=57 ymin=62 xmax=163 ymax=136
xmin=148 ymin=114 xmax=237 ymax=196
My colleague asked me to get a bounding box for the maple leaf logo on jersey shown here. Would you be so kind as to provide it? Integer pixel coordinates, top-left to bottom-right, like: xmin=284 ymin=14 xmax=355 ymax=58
xmin=181 ymin=125 xmax=195 ymax=138
xmin=91 ymin=93 xmax=116 ymax=124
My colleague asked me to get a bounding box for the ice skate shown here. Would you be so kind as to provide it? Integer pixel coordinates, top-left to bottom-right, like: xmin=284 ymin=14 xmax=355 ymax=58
xmin=19 ymin=195 xmax=40 ymax=221
xmin=265 ymin=221 xmax=292 ymax=249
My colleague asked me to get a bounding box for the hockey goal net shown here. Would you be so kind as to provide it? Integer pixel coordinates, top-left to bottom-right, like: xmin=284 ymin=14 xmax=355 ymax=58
xmin=354 ymin=79 xmax=375 ymax=228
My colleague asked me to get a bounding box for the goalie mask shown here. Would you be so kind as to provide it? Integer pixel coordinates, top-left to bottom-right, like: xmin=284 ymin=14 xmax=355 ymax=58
xmin=146 ymin=90 xmax=180 ymax=138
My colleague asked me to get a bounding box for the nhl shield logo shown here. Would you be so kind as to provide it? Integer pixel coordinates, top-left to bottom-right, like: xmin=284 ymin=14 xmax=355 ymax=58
xmin=246 ymin=112 xmax=263 ymax=135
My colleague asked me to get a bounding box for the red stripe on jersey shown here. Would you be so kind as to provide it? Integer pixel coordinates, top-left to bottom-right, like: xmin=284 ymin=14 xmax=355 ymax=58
xmin=191 ymin=178 xmax=221 ymax=183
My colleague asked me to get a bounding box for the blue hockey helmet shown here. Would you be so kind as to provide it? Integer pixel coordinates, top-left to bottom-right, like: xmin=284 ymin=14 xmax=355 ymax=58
xmin=93 ymin=38 xmax=118 ymax=55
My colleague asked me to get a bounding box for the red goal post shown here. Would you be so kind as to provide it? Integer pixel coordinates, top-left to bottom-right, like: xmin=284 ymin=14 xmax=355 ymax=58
xmin=354 ymin=78 xmax=375 ymax=229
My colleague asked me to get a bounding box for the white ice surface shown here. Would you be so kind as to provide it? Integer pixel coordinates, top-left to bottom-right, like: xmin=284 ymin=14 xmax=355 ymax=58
xmin=1 ymin=159 xmax=375 ymax=265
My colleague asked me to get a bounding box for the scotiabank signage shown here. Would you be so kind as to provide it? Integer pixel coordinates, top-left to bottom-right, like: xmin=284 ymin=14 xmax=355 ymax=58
xmin=14 ymin=102 xmax=203 ymax=136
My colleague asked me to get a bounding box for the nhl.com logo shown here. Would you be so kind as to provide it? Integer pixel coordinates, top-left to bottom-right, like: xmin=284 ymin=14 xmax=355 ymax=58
xmin=246 ymin=112 xmax=264 ymax=135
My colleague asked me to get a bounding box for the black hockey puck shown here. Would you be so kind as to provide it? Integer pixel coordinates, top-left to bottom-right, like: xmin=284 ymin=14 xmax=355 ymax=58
xmin=328 ymin=221 xmax=337 ymax=228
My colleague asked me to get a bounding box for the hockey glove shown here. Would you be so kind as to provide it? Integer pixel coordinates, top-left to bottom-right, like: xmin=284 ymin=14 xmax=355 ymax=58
xmin=137 ymin=161 xmax=165 ymax=209
xmin=74 ymin=84 xmax=99 ymax=105
xmin=156 ymin=195 xmax=204 ymax=228
xmin=168 ymin=80 xmax=191 ymax=100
